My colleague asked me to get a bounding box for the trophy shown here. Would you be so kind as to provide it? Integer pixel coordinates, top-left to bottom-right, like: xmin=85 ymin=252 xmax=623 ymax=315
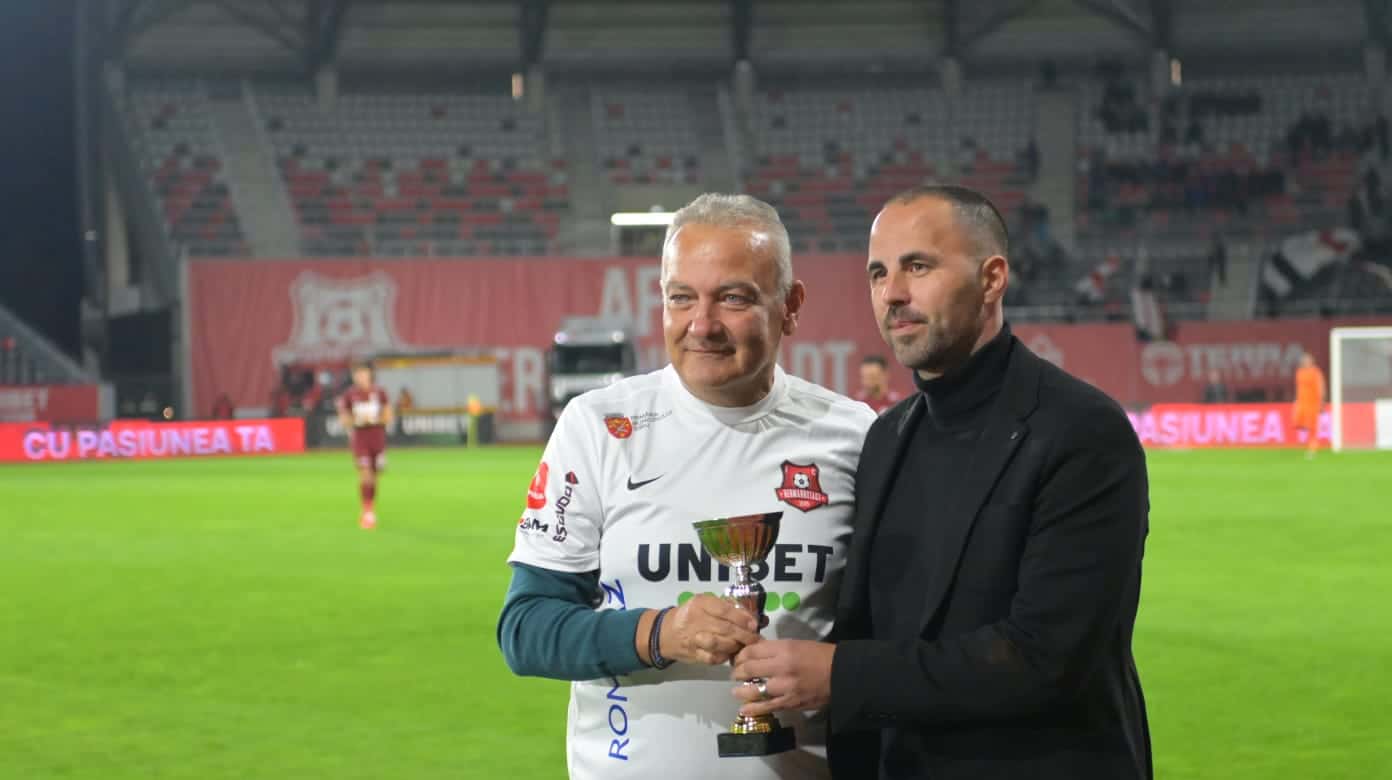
xmin=692 ymin=511 xmax=796 ymax=758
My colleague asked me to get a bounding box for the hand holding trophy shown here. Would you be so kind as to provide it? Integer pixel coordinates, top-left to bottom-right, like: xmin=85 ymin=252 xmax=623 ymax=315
xmin=692 ymin=511 xmax=795 ymax=758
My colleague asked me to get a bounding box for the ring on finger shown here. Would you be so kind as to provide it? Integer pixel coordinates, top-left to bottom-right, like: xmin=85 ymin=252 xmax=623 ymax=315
xmin=753 ymin=678 xmax=770 ymax=700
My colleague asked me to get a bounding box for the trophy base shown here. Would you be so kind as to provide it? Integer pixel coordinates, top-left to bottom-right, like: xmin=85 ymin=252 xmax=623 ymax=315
xmin=717 ymin=727 xmax=796 ymax=757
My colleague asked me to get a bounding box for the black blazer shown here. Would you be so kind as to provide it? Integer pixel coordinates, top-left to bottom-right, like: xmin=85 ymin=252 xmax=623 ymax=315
xmin=827 ymin=336 xmax=1152 ymax=780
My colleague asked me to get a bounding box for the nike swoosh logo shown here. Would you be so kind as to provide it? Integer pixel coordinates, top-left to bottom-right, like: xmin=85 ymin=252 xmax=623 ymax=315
xmin=626 ymin=475 xmax=663 ymax=490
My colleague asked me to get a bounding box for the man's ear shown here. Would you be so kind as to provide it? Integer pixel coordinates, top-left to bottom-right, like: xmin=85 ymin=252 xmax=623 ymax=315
xmin=980 ymin=256 xmax=1009 ymax=305
xmin=782 ymin=281 xmax=806 ymax=336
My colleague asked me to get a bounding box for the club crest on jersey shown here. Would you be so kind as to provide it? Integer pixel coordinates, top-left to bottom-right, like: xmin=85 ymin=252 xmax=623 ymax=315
xmin=526 ymin=461 xmax=549 ymax=509
xmin=604 ymin=415 xmax=633 ymax=439
xmin=775 ymin=461 xmax=829 ymax=512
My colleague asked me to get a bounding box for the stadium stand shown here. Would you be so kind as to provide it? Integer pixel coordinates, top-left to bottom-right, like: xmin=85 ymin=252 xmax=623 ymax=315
xmin=743 ymin=87 xmax=868 ymax=252
xmin=592 ymin=87 xmax=701 ymax=185
xmin=125 ymin=80 xmax=248 ymax=258
xmin=1068 ymin=66 xmax=1392 ymax=314
xmin=253 ymin=87 xmax=568 ymax=257
xmin=1079 ymin=70 xmax=1373 ymax=238
xmin=741 ymin=82 xmax=1037 ymax=254
xmin=113 ymin=68 xmax=1388 ymax=323
xmin=955 ymin=79 xmax=1038 ymax=213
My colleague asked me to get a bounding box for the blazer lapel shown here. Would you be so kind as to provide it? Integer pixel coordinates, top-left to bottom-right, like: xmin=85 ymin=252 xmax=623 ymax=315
xmin=835 ymin=394 xmax=924 ymax=634
xmin=915 ymin=341 xmax=1043 ymax=632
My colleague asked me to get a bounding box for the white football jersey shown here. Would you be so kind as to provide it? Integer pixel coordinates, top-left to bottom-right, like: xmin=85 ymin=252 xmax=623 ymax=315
xmin=353 ymin=397 xmax=382 ymax=425
xmin=508 ymin=364 xmax=876 ymax=780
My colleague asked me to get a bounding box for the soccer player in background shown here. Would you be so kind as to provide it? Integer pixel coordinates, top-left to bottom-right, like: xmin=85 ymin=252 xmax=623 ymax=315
xmin=1291 ymin=351 xmax=1326 ymax=458
xmin=337 ymin=362 xmax=393 ymax=528
xmin=497 ymin=194 xmax=876 ymax=779
xmin=853 ymin=354 xmax=904 ymax=415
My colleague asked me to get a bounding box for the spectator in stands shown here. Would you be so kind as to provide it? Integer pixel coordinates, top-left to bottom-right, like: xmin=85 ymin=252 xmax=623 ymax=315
xmin=958 ymin=137 xmax=978 ymax=171
xmin=1084 ymin=149 xmax=1107 ymax=210
xmin=1337 ymin=124 xmax=1362 ymax=154
xmin=1012 ymin=244 xmax=1039 ymax=285
xmin=854 ymin=355 xmax=904 ymax=415
xmin=1208 ymin=233 xmax=1228 ymax=286
xmin=212 ymin=393 xmax=235 ymax=419
xmin=1161 ymin=120 xmax=1178 ymax=146
xmin=1097 ymin=67 xmax=1148 ymax=135
xmin=301 ymin=381 xmax=323 ymax=414
xmin=1201 ymin=370 xmax=1229 ymax=404
xmin=1350 ymin=189 xmax=1369 ymax=234
xmin=1165 ymin=271 xmax=1191 ymax=303
xmin=271 ymin=388 xmax=291 ymax=418
xmin=1022 ymin=139 xmax=1040 ymax=182
xmin=138 ymin=392 xmax=161 ymax=420
xmin=1184 ymin=117 xmax=1204 ymax=147
xmin=1356 ymin=166 xmax=1390 ymax=242
xmin=397 ymin=387 xmax=415 ymax=412
xmin=1287 ymin=112 xmax=1334 ymax=160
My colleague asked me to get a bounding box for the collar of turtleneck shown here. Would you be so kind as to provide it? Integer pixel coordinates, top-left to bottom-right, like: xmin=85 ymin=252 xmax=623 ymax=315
xmin=912 ymin=322 xmax=1014 ymax=425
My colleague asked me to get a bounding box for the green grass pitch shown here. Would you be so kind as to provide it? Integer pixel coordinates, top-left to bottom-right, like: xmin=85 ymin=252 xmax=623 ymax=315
xmin=2 ymin=447 xmax=1389 ymax=778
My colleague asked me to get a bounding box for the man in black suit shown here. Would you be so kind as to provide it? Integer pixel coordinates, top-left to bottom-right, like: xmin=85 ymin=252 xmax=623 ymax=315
xmin=730 ymin=185 xmax=1151 ymax=779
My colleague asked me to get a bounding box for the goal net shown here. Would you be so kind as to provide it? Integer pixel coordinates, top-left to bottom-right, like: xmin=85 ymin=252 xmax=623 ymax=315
xmin=1330 ymin=327 xmax=1392 ymax=452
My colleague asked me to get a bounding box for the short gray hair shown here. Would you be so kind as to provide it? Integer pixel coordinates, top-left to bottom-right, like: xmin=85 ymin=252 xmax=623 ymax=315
xmin=661 ymin=193 xmax=793 ymax=297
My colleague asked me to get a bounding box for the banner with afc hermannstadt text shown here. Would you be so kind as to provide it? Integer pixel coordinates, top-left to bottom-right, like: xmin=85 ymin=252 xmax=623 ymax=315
xmin=185 ymin=256 xmax=1390 ymax=428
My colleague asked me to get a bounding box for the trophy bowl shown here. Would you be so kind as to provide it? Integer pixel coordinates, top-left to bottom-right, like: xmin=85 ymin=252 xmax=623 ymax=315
xmin=693 ymin=511 xmax=782 ymax=563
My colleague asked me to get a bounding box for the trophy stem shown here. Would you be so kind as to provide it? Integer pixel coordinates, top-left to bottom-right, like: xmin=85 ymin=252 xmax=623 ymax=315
xmin=725 ymin=563 xmax=765 ymax=617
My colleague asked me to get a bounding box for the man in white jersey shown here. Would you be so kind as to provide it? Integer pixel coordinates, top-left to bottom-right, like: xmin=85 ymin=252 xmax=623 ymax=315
xmin=498 ymin=193 xmax=876 ymax=780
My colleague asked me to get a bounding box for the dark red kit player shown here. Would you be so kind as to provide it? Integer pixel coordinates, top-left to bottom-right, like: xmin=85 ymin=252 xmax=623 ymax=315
xmin=336 ymin=362 xmax=393 ymax=529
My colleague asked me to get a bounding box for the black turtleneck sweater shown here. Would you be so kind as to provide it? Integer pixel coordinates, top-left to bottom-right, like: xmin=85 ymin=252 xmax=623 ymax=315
xmin=869 ymin=323 xmax=1014 ymax=641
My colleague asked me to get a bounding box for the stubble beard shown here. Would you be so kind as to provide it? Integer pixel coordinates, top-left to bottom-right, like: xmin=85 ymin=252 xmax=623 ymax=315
xmin=885 ymin=304 xmax=985 ymax=377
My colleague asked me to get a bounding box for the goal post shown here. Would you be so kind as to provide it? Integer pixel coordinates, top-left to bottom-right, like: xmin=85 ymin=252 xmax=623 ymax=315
xmin=1330 ymin=326 xmax=1392 ymax=452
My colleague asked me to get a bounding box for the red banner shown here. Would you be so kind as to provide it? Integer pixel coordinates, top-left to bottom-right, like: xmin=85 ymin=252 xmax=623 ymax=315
xmin=0 ymin=385 xmax=103 ymax=423
xmin=1012 ymin=323 xmax=1141 ymax=402
xmin=185 ymin=256 xmax=884 ymax=424
xmin=185 ymin=256 xmax=1390 ymax=430
xmin=0 ymin=418 xmax=305 ymax=463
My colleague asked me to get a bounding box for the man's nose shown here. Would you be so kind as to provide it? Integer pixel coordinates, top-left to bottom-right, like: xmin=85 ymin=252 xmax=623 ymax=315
xmin=686 ymin=300 xmax=724 ymax=340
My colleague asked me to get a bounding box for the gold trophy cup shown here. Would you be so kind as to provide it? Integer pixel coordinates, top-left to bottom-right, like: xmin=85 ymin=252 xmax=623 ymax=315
xmin=692 ymin=512 xmax=796 ymax=757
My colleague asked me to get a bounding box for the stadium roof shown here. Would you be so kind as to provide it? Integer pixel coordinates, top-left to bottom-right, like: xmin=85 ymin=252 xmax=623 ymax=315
xmin=93 ymin=0 xmax=1376 ymax=76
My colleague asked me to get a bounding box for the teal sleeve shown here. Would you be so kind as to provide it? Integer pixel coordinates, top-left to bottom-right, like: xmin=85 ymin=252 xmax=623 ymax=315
xmin=496 ymin=562 xmax=650 ymax=680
